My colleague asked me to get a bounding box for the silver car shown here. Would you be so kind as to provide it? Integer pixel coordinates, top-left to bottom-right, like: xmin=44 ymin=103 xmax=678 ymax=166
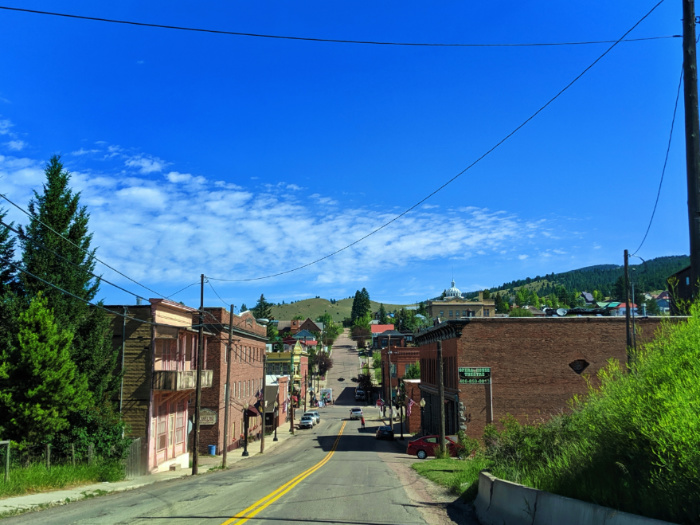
xmin=299 ymin=415 xmax=315 ymax=429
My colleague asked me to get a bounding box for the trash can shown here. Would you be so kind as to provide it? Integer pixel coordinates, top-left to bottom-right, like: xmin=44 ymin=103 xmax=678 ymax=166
xmin=208 ymin=445 xmax=216 ymax=455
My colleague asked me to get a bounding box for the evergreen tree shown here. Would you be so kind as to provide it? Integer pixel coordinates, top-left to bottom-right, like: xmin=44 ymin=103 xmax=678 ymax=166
xmin=251 ymin=294 xmax=276 ymax=338
xmin=18 ymin=156 xmax=117 ymax=401
xmin=0 ymin=207 xmax=17 ymax=292
xmin=351 ymin=288 xmax=371 ymax=323
xmin=378 ymin=303 xmax=388 ymax=324
xmin=0 ymin=293 xmax=91 ymax=444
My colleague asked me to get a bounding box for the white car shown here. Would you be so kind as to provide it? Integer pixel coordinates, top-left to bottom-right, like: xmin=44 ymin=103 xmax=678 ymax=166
xmin=349 ymin=407 xmax=363 ymax=420
xmin=304 ymin=411 xmax=321 ymax=424
xmin=299 ymin=415 xmax=315 ymax=429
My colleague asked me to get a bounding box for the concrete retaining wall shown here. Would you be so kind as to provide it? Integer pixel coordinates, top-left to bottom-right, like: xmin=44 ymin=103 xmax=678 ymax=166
xmin=475 ymin=471 xmax=676 ymax=525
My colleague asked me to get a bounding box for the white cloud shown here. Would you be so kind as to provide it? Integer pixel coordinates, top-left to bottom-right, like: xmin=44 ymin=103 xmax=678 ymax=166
xmin=518 ymin=254 xmax=529 ymax=260
xmin=125 ymin=155 xmax=167 ymax=174
xmin=71 ymin=148 xmax=101 ymax=156
xmin=4 ymin=140 xmax=25 ymax=151
xmin=0 ymin=119 xmax=12 ymax=135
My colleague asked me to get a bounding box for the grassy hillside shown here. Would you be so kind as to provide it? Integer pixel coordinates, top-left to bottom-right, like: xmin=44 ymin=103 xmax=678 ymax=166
xmin=270 ymin=298 xmax=412 ymax=322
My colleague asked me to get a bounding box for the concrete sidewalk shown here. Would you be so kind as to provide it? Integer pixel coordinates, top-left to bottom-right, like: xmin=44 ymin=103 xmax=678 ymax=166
xmin=0 ymin=428 xmax=295 ymax=517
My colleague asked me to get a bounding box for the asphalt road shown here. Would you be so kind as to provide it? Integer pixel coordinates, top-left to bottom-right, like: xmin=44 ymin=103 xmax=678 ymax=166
xmin=2 ymin=331 xmax=476 ymax=525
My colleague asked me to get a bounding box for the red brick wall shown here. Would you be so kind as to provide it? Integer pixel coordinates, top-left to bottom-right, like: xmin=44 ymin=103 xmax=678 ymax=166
xmin=420 ymin=317 xmax=673 ymax=440
xmin=199 ymin=308 xmax=266 ymax=454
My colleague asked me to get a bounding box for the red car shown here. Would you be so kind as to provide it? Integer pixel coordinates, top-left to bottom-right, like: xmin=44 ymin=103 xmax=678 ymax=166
xmin=406 ymin=435 xmax=462 ymax=459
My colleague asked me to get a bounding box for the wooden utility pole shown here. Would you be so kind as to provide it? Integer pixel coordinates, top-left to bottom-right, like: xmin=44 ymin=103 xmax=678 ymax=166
xmin=624 ymin=250 xmax=632 ymax=364
xmin=222 ymin=305 xmax=234 ymax=468
xmin=683 ymin=0 xmax=700 ymax=299
xmin=192 ymin=274 xmax=204 ymax=475
xmin=260 ymin=352 xmax=267 ymax=453
xmin=437 ymin=340 xmax=446 ymax=455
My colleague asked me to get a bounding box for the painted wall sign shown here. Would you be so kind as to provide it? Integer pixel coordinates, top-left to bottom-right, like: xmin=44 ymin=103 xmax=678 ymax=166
xmin=458 ymin=367 xmax=491 ymax=384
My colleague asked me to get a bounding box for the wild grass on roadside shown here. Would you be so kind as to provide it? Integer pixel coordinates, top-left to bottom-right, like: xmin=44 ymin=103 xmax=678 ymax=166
xmin=0 ymin=460 xmax=124 ymax=498
xmin=412 ymin=455 xmax=492 ymax=502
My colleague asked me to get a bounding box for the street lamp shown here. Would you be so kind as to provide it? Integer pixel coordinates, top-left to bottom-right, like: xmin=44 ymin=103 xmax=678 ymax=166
xmin=241 ymin=407 xmax=249 ymax=457
xmin=419 ymin=398 xmax=426 ymax=435
xmin=273 ymin=401 xmax=279 ymax=442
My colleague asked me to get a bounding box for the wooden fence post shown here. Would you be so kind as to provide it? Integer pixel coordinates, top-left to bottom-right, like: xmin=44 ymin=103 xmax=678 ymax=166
xmin=45 ymin=444 xmax=51 ymax=470
xmin=88 ymin=444 xmax=94 ymax=465
xmin=71 ymin=444 xmax=75 ymax=467
xmin=1 ymin=441 xmax=9 ymax=482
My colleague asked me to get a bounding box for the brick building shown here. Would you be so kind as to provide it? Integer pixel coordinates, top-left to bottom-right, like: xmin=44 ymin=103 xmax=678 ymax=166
xmin=199 ymin=308 xmax=268 ymax=456
xmin=107 ymin=299 xmax=214 ymax=473
xmin=380 ymin=346 xmax=419 ymax=405
xmin=403 ymin=379 xmax=422 ymax=434
xmin=415 ymin=316 xmax=674 ymax=440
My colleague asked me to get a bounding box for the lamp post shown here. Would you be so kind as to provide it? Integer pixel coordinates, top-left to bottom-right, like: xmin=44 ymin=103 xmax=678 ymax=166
xmin=399 ymin=379 xmax=404 ymax=440
xmin=387 ymin=339 xmax=393 ymax=428
xmin=242 ymin=407 xmax=249 ymax=457
xmin=419 ymin=398 xmax=426 ymax=435
xmin=273 ymin=401 xmax=279 ymax=441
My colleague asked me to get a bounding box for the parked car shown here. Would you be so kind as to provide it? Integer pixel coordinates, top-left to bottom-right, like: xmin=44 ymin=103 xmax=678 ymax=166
xmin=304 ymin=411 xmax=320 ymax=424
xmin=355 ymin=389 xmax=365 ymax=401
xmin=349 ymin=407 xmax=363 ymax=420
xmin=299 ymin=415 xmax=315 ymax=429
xmin=406 ymin=435 xmax=462 ymax=459
xmin=375 ymin=425 xmax=394 ymax=440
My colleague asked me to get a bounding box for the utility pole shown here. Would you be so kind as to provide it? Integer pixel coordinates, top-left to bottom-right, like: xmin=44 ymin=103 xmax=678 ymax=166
xmin=260 ymin=351 xmax=267 ymax=454
xmin=624 ymin=250 xmax=632 ymax=365
xmin=289 ymin=348 xmax=295 ymax=435
xmin=222 ymin=305 xmax=234 ymax=468
xmin=683 ymin=0 xmax=700 ymax=300
xmin=192 ymin=274 xmax=204 ymax=475
xmin=437 ymin=339 xmax=446 ymax=455
xmin=387 ymin=335 xmax=393 ymax=428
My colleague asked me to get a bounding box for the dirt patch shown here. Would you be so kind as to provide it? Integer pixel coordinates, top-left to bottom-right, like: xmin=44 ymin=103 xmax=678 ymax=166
xmin=381 ymin=452 xmax=478 ymax=525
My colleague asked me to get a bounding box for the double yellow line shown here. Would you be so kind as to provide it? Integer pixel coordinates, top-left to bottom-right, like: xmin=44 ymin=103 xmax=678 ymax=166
xmin=221 ymin=421 xmax=346 ymax=525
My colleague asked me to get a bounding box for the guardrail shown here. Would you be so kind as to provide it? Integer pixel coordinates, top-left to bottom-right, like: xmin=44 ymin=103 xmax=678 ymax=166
xmin=474 ymin=470 xmax=674 ymax=525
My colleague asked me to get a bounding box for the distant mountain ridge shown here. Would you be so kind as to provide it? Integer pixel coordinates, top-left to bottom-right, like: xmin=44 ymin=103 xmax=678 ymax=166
xmin=270 ymin=256 xmax=689 ymax=320
xmin=477 ymin=255 xmax=689 ymax=298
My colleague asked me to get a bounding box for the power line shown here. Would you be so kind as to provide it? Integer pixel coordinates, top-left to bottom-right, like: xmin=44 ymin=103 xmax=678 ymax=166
xmin=0 ymin=5 xmax=678 ymax=48
xmin=632 ymin=65 xmax=684 ymax=257
xmin=209 ymin=0 xmax=668 ymax=283
xmin=0 ymin=219 xmax=147 ymax=302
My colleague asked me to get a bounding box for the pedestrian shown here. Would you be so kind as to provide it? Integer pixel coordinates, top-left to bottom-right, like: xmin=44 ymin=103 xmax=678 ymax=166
xmin=361 ymin=416 xmax=365 ymax=429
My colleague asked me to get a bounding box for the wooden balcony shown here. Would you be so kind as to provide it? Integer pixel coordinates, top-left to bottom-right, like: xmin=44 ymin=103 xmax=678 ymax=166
xmin=153 ymin=370 xmax=213 ymax=391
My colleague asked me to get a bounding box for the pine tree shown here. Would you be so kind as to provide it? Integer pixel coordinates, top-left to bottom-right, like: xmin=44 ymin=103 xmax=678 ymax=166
xmin=18 ymin=156 xmax=117 ymax=401
xmin=0 ymin=207 xmax=17 ymax=292
xmin=0 ymin=293 xmax=91 ymax=444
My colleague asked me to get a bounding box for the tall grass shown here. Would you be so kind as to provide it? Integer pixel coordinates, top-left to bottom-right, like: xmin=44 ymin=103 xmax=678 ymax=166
xmin=0 ymin=459 xmax=124 ymax=498
xmin=484 ymin=304 xmax=700 ymax=524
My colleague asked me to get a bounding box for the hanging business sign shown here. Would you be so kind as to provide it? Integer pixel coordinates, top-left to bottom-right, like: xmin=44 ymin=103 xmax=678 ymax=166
xmin=458 ymin=367 xmax=491 ymax=384
xmin=200 ymin=408 xmax=217 ymax=425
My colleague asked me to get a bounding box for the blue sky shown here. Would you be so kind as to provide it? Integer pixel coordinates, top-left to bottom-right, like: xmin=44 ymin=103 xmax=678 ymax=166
xmin=0 ymin=0 xmax=690 ymax=310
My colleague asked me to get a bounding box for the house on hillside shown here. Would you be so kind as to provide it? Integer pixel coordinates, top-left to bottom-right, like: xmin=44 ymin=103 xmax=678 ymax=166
xmin=580 ymin=291 xmax=595 ymax=304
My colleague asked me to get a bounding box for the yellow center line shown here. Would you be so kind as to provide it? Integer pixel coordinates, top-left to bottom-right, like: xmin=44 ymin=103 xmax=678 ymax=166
xmin=221 ymin=421 xmax=346 ymax=525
